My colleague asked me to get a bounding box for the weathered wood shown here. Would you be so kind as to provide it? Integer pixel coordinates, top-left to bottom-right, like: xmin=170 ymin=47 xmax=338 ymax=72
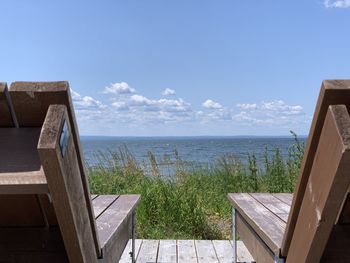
xmin=118 ymin=239 xmax=143 ymax=263
xmin=0 ymin=82 xmax=16 ymax=127
xmin=10 ymin=81 xmax=100 ymax=254
xmin=338 ymin=193 xmax=350 ymax=224
xmin=38 ymin=105 xmax=98 ymax=263
xmin=236 ymin=213 xmax=274 ymax=263
xmin=272 ymin=193 xmax=293 ymax=206
xmin=282 ymin=80 xmax=350 ymax=256
xmin=92 ymin=195 xmax=119 ymax=218
xmin=250 ymin=193 xmax=290 ymax=223
xmin=195 ymin=240 xmax=218 ymax=263
xmin=286 ymin=105 xmax=350 ymax=263
xmin=97 ymin=194 xmax=140 ymax=262
xmin=91 ymin=194 xmax=98 ymax=200
xmin=228 ymin=193 xmax=285 ymax=254
xmin=177 ymin=240 xmax=197 ymax=263
xmin=212 ymin=240 xmax=233 ymax=263
xmin=157 ymin=240 xmax=177 ymax=263
xmin=136 ymin=240 xmax=159 ymax=263
xmin=234 ymin=240 xmax=255 ymax=262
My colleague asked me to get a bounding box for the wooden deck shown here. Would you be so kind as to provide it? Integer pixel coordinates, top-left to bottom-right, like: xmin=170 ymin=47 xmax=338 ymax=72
xmin=119 ymin=239 xmax=255 ymax=263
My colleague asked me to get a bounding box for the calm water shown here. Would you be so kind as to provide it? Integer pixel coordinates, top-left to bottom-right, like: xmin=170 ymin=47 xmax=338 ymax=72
xmin=81 ymin=136 xmax=307 ymax=173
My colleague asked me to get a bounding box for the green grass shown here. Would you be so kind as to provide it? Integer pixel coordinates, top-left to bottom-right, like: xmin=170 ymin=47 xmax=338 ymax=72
xmin=88 ymin=132 xmax=304 ymax=240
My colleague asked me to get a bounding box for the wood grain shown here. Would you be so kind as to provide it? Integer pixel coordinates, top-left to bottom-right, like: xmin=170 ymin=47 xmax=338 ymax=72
xmin=135 ymin=240 xmax=159 ymax=263
xmin=9 ymin=81 xmax=100 ymax=254
xmin=97 ymin=194 xmax=140 ymax=262
xmin=236 ymin=213 xmax=274 ymax=263
xmin=157 ymin=240 xmax=177 ymax=263
xmin=177 ymin=240 xmax=197 ymax=263
xmin=195 ymin=240 xmax=218 ymax=263
xmin=38 ymin=105 xmax=98 ymax=263
xmin=282 ymin=80 xmax=350 ymax=256
xmin=228 ymin=193 xmax=285 ymax=254
xmin=286 ymin=105 xmax=350 ymax=263
xmin=92 ymin=195 xmax=119 ymax=218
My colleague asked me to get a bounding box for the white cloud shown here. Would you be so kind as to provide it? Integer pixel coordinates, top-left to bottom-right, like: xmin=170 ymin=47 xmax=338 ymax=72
xmin=324 ymin=0 xmax=350 ymax=8
xmin=233 ymin=100 xmax=305 ymax=126
xmin=162 ymin=88 xmax=176 ymax=96
xmin=111 ymin=101 xmax=129 ymax=111
xmin=202 ymin=99 xmax=223 ymax=109
xmin=236 ymin=103 xmax=257 ymax=110
xmin=103 ymin=82 xmax=136 ymax=95
xmin=71 ymin=90 xmax=105 ymax=110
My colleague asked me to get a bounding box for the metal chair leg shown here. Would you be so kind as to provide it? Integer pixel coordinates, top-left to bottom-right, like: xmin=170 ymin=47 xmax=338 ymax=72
xmin=233 ymin=207 xmax=237 ymax=263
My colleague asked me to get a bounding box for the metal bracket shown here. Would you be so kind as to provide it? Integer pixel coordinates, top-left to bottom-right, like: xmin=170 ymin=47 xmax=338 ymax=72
xmin=233 ymin=207 xmax=237 ymax=263
xmin=59 ymin=120 xmax=69 ymax=157
xmin=274 ymin=255 xmax=285 ymax=263
xmin=130 ymin=211 xmax=136 ymax=263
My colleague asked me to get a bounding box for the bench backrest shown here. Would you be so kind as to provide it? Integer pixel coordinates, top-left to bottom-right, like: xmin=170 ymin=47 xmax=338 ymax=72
xmin=0 ymin=82 xmax=100 ymax=262
xmin=282 ymin=80 xmax=350 ymax=262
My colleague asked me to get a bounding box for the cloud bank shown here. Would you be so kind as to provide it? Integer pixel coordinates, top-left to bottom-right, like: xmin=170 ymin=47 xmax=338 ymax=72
xmin=324 ymin=0 xmax=350 ymax=8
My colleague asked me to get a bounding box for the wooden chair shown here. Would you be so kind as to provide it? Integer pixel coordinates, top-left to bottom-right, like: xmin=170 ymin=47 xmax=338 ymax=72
xmin=228 ymin=80 xmax=350 ymax=263
xmin=0 ymin=81 xmax=140 ymax=263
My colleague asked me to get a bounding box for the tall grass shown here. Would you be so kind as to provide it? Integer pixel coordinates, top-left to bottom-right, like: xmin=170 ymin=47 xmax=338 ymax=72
xmin=88 ymin=133 xmax=305 ymax=239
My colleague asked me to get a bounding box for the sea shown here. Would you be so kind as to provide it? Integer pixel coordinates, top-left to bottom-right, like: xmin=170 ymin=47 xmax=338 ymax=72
xmin=81 ymin=136 xmax=307 ymax=175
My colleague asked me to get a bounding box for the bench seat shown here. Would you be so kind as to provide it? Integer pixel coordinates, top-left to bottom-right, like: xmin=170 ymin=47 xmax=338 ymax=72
xmin=228 ymin=193 xmax=292 ymax=259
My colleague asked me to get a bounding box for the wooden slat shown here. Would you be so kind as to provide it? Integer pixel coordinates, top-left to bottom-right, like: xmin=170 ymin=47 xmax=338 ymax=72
xmin=97 ymin=194 xmax=140 ymax=263
xmin=92 ymin=195 xmax=119 ymax=218
xmin=91 ymin=194 xmax=98 ymax=200
xmin=38 ymin=105 xmax=98 ymax=263
xmin=157 ymin=240 xmax=177 ymax=263
xmin=212 ymin=240 xmax=233 ymax=263
xmin=228 ymin=193 xmax=285 ymax=254
xmin=0 ymin=82 xmax=16 ymax=127
xmin=118 ymin=239 xmax=143 ymax=263
xmin=10 ymin=81 xmax=100 ymax=255
xmin=195 ymin=240 xmax=218 ymax=263
xmin=272 ymin=193 xmax=293 ymax=206
xmin=236 ymin=213 xmax=274 ymax=263
xmin=250 ymin=193 xmax=291 ymax=223
xmin=282 ymin=80 xmax=350 ymax=256
xmin=177 ymin=240 xmax=197 ymax=263
xmin=286 ymin=105 xmax=350 ymax=263
xmin=136 ymin=240 xmax=159 ymax=263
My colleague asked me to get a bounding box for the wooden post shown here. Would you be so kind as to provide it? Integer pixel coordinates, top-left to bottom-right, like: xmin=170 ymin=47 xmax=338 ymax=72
xmin=38 ymin=105 xmax=98 ymax=263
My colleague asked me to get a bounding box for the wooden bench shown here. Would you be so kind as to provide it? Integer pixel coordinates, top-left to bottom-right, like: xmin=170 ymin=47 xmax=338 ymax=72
xmin=228 ymin=80 xmax=350 ymax=263
xmin=0 ymin=82 xmax=140 ymax=263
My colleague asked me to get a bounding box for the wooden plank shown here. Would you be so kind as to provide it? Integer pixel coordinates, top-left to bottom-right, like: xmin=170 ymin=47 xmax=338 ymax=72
xmin=236 ymin=213 xmax=274 ymax=263
xmin=0 ymin=82 xmax=16 ymax=127
xmin=286 ymin=105 xmax=350 ymax=263
xmin=91 ymin=194 xmax=98 ymax=200
xmin=282 ymin=80 xmax=350 ymax=256
xmin=10 ymin=81 xmax=100 ymax=255
xmin=97 ymin=194 xmax=140 ymax=263
xmin=92 ymin=195 xmax=119 ymax=218
xmin=136 ymin=240 xmax=159 ymax=263
xmin=177 ymin=240 xmax=198 ymax=263
xmin=234 ymin=240 xmax=255 ymax=263
xmin=272 ymin=193 xmax=293 ymax=206
xmin=38 ymin=105 xmax=98 ymax=263
xmin=250 ymin=193 xmax=291 ymax=223
xmin=212 ymin=240 xmax=233 ymax=263
xmin=321 ymin=224 xmax=350 ymax=262
xmin=118 ymin=239 xmax=143 ymax=263
xmin=195 ymin=240 xmax=218 ymax=263
xmin=157 ymin=240 xmax=177 ymax=263
xmin=228 ymin=193 xmax=285 ymax=254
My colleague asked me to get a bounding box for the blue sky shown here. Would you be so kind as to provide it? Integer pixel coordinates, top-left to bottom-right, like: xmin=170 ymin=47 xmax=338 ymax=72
xmin=1 ymin=0 xmax=350 ymax=136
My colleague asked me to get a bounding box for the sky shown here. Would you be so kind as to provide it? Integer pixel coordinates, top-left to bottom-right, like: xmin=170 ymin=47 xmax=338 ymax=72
xmin=1 ymin=0 xmax=350 ymax=136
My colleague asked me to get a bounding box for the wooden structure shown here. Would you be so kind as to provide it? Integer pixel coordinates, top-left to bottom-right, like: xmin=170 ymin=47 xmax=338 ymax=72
xmin=119 ymin=239 xmax=254 ymax=263
xmin=0 ymin=82 xmax=140 ymax=263
xmin=228 ymin=80 xmax=350 ymax=262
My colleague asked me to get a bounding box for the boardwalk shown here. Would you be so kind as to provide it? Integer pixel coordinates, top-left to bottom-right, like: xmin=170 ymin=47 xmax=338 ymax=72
xmin=119 ymin=240 xmax=255 ymax=263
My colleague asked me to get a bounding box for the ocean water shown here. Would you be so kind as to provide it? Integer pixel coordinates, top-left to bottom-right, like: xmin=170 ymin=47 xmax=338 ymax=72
xmin=81 ymin=136 xmax=307 ymax=174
